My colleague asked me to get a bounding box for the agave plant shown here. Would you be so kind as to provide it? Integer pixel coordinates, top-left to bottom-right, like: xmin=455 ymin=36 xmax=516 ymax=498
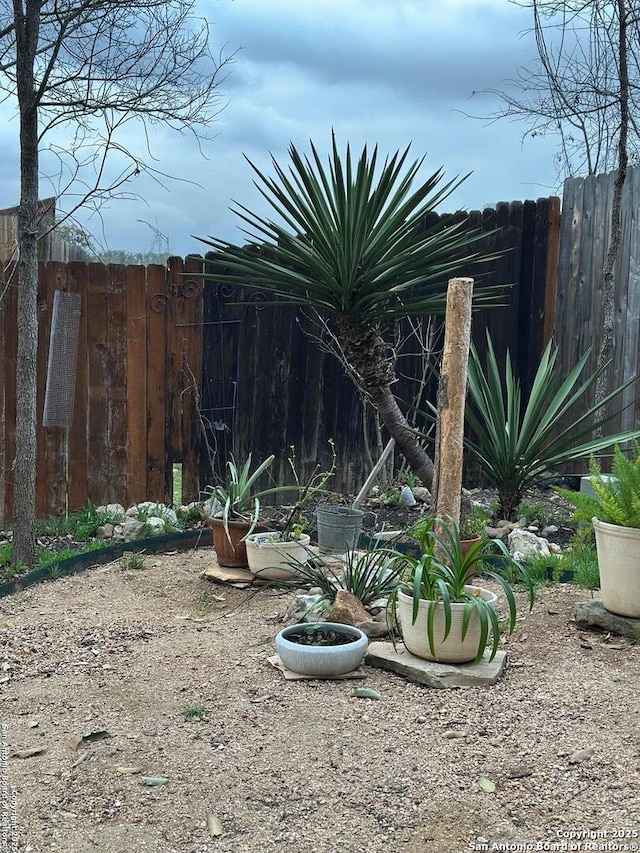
xmin=465 ymin=331 xmax=640 ymax=520
xmin=198 ymin=135 xmax=504 ymax=490
xmin=267 ymin=545 xmax=407 ymax=611
xmin=206 ymin=453 xmax=278 ymax=537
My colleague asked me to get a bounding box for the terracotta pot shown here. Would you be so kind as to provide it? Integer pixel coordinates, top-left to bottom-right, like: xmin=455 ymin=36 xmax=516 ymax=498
xmin=461 ymin=536 xmax=481 ymax=555
xmin=208 ymin=517 xmax=257 ymax=568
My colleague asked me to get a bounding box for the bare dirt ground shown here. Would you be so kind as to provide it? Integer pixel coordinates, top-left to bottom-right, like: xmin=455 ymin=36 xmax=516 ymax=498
xmin=1 ymin=545 xmax=639 ymax=853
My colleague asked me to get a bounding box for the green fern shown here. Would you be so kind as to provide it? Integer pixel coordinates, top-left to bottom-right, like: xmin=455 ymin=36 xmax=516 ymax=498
xmin=558 ymin=444 xmax=640 ymax=528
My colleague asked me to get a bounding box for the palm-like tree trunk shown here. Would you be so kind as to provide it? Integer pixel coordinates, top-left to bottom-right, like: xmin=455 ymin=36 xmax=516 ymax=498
xmin=367 ymin=383 xmax=436 ymax=488
xmin=337 ymin=315 xmax=436 ymax=489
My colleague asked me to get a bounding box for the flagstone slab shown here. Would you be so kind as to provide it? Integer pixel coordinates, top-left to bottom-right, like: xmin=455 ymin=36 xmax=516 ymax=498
xmin=574 ymin=599 xmax=640 ymax=640
xmin=365 ymin=642 xmax=507 ymax=688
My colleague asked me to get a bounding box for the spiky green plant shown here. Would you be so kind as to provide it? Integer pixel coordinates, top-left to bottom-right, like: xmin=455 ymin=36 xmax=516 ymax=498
xmin=267 ymin=545 xmax=406 ymax=610
xmin=465 ymin=331 xmax=640 ymax=520
xmin=197 ymin=136 xmax=505 ymax=490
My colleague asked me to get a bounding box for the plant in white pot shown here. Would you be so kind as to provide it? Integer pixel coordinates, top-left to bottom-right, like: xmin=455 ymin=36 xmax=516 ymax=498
xmin=558 ymin=444 xmax=640 ymax=618
xmin=388 ymin=516 xmax=535 ymax=664
xmin=245 ymin=443 xmax=336 ymax=580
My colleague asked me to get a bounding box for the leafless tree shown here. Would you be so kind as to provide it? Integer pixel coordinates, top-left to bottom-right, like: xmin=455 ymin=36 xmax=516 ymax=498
xmin=482 ymin=0 xmax=637 ymax=428
xmin=1 ymin=0 xmax=233 ymax=566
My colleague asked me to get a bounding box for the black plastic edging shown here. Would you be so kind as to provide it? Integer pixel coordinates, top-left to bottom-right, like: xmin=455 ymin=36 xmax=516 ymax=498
xmin=0 ymin=527 xmax=212 ymax=599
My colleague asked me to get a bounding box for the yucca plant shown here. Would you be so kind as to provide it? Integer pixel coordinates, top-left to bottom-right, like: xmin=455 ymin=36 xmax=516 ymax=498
xmin=197 ymin=135 xmax=505 ymax=490
xmin=558 ymin=443 xmax=640 ymax=528
xmin=389 ymin=516 xmax=535 ymax=663
xmin=465 ymin=331 xmax=640 ymax=520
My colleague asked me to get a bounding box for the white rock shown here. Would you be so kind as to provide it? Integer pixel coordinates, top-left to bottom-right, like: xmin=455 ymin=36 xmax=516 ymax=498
xmin=202 ymin=496 xmax=221 ymax=518
xmin=399 ymin=486 xmax=416 ymax=507
xmin=177 ymin=502 xmax=201 ymax=519
xmin=508 ymin=528 xmax=550 ymax=559
xmin=97 ymin=503 xmax=126 ymax=521
xmin=137 ymin=502 xmax=178 ymax=525
xmin=145 ymin=517 xmax=166 ymax=535
xmin=285 ymin=593 xmax=325 ymax=622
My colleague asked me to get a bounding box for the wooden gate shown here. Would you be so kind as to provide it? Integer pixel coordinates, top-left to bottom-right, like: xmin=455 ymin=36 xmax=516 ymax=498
xmin=0 ymin=257 xmax=203 ymax=525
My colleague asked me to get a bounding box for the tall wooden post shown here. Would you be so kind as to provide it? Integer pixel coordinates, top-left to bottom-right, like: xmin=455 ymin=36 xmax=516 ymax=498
xmin=432 ymin=277 xmax=474 ymax=524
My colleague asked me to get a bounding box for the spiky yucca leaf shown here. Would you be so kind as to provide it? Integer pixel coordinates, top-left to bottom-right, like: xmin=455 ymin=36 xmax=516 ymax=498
xmin=197 ymin=136 xmax=506 ymax=321
xmin=466 ymin=331 xmax=640 ymax=520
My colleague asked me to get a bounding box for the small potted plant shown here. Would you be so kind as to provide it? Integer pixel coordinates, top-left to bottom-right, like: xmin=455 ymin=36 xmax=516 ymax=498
xmin=388 ymin=516 xmax=535 ymax=664
xmin=275 ymin=622 xmax=368 ymax=676
xmin=206 ymin=454 xmax=280 ymax=568
xmin=458 ymin=505 xmax=489 ymax=553
xmin=245 ymin=443 xmax=336 ymax=580
xmin=558 ymin=444 xmax=640 ymax=617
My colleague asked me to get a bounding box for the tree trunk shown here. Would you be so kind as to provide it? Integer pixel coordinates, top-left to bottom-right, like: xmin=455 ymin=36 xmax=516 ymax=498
xmin=12 ymin=0 xmax=40 ymax=567
xmin=594 ymin=0 xmax=628 ymax=433
xmin=432 ymin=278 xmax=473 ymax=523
xmin=367 ymin=383 xmax=436 ymax=488
xmin=337 ymin=315 xmax=437 ymax=489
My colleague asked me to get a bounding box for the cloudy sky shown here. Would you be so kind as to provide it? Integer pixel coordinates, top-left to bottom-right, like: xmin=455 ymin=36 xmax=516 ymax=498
xmin=1 ymin=0 xmax=561 ymax=257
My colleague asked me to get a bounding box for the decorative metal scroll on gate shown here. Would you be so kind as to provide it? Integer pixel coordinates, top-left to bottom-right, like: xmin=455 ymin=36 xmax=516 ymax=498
xmin=149 ymin=278 xmax=203 ymax=315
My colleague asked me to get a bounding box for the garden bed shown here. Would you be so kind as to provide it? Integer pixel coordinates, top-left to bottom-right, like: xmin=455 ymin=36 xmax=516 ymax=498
xmin=0 ymin=546 xmax=638 ymax=853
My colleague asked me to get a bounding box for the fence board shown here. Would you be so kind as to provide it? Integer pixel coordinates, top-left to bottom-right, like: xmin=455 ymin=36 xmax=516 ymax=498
xmin=106 ymin=265 xmax=128 ymax=501
xmin=86 ymin=263 xmax=110 ymax=505
xmin=543 ymin=196 xmax=561 ymax=346
xmin=125 ymin=264 xmax=148 ymax=505
xmin=42 ymin=262 xmax=68 ymax=518
xmin=67 ymin=262 xmax=89 ymax=513
xmin=166 ymin=257 xmax=184 ymax=476
xmin=146 ymin=264 xmax=168 ymax=503
xmin=0 ymin=267 xmax=8 ymax=525
xmin=181 ymin=256 xmax=204 ymax=503
xmin=622 ymin=168 xmax=640 ymax=431
xmin=3 ymin=275 xmax=17 ymax=522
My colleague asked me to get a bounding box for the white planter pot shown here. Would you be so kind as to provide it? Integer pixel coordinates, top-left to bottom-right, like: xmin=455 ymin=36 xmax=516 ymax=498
xmin=593 ymin=518 xmax=640 ymax=617
xmin=275 ymin=622 xmax=368 ymax=676
xmin=397 ymin=586 xmax=498 ymax=664
xmin=245 ymin=532 xmax=311 ymax=580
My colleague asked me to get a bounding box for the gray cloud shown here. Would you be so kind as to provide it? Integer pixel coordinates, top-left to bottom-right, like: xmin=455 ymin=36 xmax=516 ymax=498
xmin=0 ymin=0 xmax=560 ymax=256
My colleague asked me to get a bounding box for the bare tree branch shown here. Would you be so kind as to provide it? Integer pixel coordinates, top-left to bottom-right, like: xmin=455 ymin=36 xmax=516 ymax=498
xmin=2 ymin=0 xmax=233 ymax=566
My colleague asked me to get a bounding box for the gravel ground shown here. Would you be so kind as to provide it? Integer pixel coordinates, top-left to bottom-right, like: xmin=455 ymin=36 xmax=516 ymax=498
xmin=1 ymin=545 xmax=639 ymax=853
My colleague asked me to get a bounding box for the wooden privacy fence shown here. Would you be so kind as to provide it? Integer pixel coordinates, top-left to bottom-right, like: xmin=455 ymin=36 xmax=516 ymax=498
xmin=198 ymin=196 xmax=561 ymax=494
xmin=0 ymin=257 xmax=204 ymax=525
xmin=554 ymin=165 xmax=640 ymax=436
xmin=0 ymin=196 xmax=560 ymax=524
